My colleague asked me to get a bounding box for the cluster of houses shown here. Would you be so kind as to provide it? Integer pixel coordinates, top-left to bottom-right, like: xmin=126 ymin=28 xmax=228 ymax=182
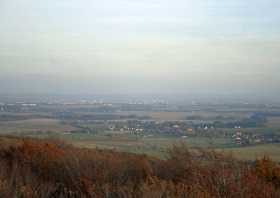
xmin=231 ymin=130 xmax=280 ymax=145
xmin=69 ymin=117 xmax=280 ymax=147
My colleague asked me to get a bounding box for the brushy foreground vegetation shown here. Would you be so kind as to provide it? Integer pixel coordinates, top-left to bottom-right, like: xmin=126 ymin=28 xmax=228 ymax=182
xmin=0 ymin=137 xmax=280 ymax=197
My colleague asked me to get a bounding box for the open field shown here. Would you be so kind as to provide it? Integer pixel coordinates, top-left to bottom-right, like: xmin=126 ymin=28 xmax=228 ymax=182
xmin=118 ymin=111 xmax=249 ymax=121
xmin=66 ymin=133 xmax=233 ymax=158
xmin=75 ymin=110 xmax=250 ymax=121
xmin=62 ymin=133 xmax=280 ymax=161
xmin=72 ymin=139 xmax=280 ymax=161
xmin=0 ymin=118 xmax=77 ymax=134
xmin=219 ymin=144 xmax=280 ymax=161
xmin=266 ymin=116 xmax=280 ymax=128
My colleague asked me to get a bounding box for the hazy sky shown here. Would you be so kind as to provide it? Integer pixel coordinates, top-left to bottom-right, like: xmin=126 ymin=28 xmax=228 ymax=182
xmin=0 ymin=0 xmax=280 ymax=97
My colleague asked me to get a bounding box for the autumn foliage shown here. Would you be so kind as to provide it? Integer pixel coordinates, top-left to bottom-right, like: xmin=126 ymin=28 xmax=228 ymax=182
xmin=0 ymin=137 xmax=280 ymax=197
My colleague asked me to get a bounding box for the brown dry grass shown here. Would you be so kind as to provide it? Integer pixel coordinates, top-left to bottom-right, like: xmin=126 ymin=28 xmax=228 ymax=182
xmin=0 ymin=137 xmax=279 ymax=197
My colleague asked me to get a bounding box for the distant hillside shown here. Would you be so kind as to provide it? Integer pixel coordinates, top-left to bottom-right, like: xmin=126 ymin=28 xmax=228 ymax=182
xmin=0 ymin=136 xmax=279 ymax=197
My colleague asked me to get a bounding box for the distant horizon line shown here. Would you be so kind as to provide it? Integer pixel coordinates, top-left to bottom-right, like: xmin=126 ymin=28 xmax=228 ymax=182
xmin=0 ymin=92 xmax=279 ymax=104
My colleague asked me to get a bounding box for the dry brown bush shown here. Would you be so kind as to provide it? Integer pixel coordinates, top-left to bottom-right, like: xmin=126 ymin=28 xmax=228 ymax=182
xmin=0 ymin=138 xmax=279 ymax=197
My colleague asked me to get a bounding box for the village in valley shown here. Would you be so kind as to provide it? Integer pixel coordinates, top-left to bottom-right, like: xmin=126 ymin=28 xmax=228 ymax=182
xmin=1 ymin=95 xmax=280 ymax=160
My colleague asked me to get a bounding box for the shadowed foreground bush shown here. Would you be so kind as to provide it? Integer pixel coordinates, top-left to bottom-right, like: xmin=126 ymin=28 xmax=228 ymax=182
xmin=0 ymin=138 xmax=280 ymax=197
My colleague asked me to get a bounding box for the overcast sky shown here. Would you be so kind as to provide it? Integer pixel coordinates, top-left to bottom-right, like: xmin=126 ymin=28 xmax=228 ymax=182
xmin=0 ymin=0 xmax=280 ymax=98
